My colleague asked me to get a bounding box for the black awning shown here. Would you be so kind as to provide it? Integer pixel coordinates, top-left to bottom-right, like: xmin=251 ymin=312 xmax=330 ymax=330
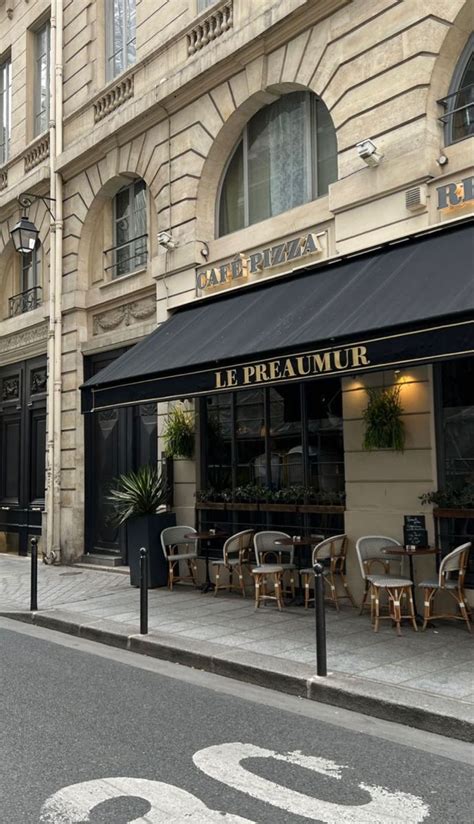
xmin=82 ymin=219 xmax=474 ymax=412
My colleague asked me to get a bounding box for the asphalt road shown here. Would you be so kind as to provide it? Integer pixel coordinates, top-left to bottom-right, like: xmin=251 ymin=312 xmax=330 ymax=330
xmin=0 ymin=617 xmax=472 ymax=824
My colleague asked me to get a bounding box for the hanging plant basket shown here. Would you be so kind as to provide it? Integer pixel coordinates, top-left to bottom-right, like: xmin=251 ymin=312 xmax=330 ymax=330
xmin=363 ymin=384 xmax=405 ymax=452
xmin=163 ymin=404 xmax=195 ymax=459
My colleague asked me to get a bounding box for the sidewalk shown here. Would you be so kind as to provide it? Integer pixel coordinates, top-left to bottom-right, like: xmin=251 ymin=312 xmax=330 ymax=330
xmin=1 ymin=554 xmax=472 ymax=741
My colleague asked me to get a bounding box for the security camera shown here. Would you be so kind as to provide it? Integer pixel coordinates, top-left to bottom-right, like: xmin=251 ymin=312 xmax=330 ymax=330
xmin=158 ymin=230 xmax=177 ymax=250
xmin=356 ymin=139 xmax=383 ymax=167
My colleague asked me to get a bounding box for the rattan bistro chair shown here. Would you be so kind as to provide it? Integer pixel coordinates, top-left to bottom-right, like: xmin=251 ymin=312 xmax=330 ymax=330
xmin=300 ymin=534 xmax=356 ymax=610
xmin=160 ymin=526 xmax=198 ymax=590
xmin=211 ymin=529 xmax=254 ymax=597
xmin=355 ymin=535 xmax=416 ymax=635
xmin=418 ymin=542 xmax=472 ymax=632
xmin=254 ymin=531 xmax=296 ymax=599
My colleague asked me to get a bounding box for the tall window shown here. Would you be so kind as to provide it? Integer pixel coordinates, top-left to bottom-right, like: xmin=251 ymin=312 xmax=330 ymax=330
xmin=197 ymin=0 xmax=215 ymax=10
xmin=219 ymin=91 xmax=337 ymax=236
xmin=440 ymin=35 xmax=474 ymax=144
xmin=34 ymin=22 xmax=50 ymax=137
xmin=9 ymin=245 xmax=42 ymax=317
xmin=0 ymin=58 xmax=11 ymax=165
xmin=111 ymin=179 xmax=147 ymax=278
xmin=106 ymin=0 xmax=136 ymax=80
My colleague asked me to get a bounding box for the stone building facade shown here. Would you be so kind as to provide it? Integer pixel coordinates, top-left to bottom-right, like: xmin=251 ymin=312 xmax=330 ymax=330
xmin=0 ymin=0 xmax=473 ymax=601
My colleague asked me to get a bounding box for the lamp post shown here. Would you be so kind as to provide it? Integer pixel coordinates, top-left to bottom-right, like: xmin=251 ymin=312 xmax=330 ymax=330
xmin=10 ymin=216 xmax=40 ymax=254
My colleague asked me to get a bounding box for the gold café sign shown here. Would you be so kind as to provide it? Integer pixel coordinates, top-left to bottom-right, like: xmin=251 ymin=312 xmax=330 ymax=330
xmin=196 ymin=231 xmax=326 ymax=292
xmin=214 ymin=344 xmax=370 ymax=390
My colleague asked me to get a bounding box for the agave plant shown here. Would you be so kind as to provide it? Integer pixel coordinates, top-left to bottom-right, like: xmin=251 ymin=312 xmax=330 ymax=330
xmin=106 ymin=465 xmax=169 ymax=526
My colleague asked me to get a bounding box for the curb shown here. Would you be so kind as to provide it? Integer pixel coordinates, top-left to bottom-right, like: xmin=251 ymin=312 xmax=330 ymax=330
xmin=2 ymin=609 xmax=473 ymax=743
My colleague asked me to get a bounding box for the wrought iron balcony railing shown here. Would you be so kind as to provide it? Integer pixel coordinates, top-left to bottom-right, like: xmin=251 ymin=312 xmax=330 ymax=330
xmin=9 ymin=285 xmax=42 ymax=317
xmin=103 ymin=234 xmax=148 ymax=279
xmin=438 ymin=83 xmax=474 ymax=143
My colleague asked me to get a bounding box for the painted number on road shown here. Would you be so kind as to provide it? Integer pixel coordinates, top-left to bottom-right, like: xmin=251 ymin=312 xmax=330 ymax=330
xmin=40 ymin=742 xmax=429 ymax=823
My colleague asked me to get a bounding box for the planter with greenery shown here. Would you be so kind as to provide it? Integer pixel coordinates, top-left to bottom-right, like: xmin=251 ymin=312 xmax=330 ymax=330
xmin=195 ymin=484 xmax=346 ymax=512
xmin=420 ymin=484 xmax=474 ymax=516
xmin=363 ymin=384 xmax=405 ymax=451
xmin=107 ymin=465 xmax=175 ymax=587
xmin=163 ymin=404 xmax=195 ymax=459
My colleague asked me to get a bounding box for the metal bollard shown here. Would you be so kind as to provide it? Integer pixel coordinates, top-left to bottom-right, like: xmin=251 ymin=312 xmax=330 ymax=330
xmin=139 ymin=547 xmax=148 ymax=635
xmin=30 ymin=537 xmax=38 ymax=612
xmin=313 ymin=560 xmax=327 ymax=676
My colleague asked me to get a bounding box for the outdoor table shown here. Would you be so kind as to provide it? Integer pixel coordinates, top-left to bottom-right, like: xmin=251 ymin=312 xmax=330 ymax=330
xmin=184 ymin=530 xmax=229 ymax=593
xmin=381 ymin=546 xmax=439 ymax=623
xmin=274 ymin=535 xmax=324 ymax=605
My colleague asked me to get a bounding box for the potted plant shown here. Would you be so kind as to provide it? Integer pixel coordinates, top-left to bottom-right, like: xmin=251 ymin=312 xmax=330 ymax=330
xmin=363 ymin=385 xmax=405 ymax=451
xmin=420 ymin=484 xmax=474 ymax=517
xmin=107 ymin=465 xmax=176 ymax=587
xmin=163 ymin=404 xmax=195 ymax=459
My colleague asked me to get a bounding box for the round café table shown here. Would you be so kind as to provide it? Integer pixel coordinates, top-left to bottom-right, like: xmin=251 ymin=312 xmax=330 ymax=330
xmin=273 ymin=535 xmax=324 ymax=604
xmin=184 ymin=530 xmax=229 ymax=593
xmin=381 ymin=546 xmax=439 ymax=623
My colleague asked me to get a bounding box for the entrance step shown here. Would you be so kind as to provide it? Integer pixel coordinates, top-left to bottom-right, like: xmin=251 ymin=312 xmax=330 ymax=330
xmin=78 ymin=554 xmax=124 ymax=568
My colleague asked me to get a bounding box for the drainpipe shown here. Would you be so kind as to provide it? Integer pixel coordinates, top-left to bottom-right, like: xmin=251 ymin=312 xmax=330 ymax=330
xmin=45 ymin=0 xmax=63 ymax=563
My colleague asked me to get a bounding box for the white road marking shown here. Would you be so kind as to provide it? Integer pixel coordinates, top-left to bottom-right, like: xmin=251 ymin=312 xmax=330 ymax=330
xmin=39 ymin=777 xmax=254 ymax=823
xmin=193 ymin=742 xmax=430 ymax=824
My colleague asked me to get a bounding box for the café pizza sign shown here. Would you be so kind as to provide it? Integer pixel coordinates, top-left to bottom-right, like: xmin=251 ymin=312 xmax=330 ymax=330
xmin=196 ymin=231 xmax=326 ymax=293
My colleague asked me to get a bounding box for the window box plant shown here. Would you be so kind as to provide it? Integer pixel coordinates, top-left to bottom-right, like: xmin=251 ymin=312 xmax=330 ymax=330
xmin=363 ymin=385 xmax=405 ymax=451
xmin=420 ymin=485 xmax=474 ymax=519
xmin=107 ymin=465 xmax=176 ymax=587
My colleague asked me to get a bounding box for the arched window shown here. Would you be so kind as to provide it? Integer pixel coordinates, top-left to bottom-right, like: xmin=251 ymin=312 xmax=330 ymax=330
xmin=218 ymin=91 xmax=337 ymax=237
xmin=111 ymin=179 xmax=147 ymax=278
xmin=441 ymin=34 xmax=474 ymax=145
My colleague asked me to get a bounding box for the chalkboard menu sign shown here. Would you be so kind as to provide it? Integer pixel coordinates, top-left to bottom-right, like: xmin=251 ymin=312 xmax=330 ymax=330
xmin=403 ymin=515 xmax=428 ymax=548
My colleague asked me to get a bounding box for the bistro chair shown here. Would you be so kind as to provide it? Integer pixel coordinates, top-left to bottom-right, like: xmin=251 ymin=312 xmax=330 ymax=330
xmin=300 ymin=534 xmax=356 ymax=611
xmin=160 ymin=526 xmax=198 ymax=591
xmin=211 ymin=529 xmax=254 ymax=597
xmin=418 ymin=542 xmax=472 ymax=632
xmin=254 ymin=531 xmax=296 ymax=599
xmin=355 ymin=536 xmax=417 ymax=635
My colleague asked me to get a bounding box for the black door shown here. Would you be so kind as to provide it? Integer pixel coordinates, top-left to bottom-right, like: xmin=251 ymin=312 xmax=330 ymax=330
xmin=0 ymin=357 xmax=47 ymax=554
xmin=84 ymin=350 xmax=157 ymax=562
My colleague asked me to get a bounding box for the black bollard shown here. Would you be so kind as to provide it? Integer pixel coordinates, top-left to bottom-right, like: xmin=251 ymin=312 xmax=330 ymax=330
xmin=313 ymin=560 xmax=327 ymax=676
xmin=30 ymin=537 xmax=38 ymax=612
xmin=139 ymin=547 xmax=148 ymax=635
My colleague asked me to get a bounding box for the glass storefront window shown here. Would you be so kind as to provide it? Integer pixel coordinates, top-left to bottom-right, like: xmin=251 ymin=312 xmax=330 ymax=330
xmin=440 ymin=357 xmax=474 ymax=488
xmin=201 ymin=380 xmax=345 ymax=499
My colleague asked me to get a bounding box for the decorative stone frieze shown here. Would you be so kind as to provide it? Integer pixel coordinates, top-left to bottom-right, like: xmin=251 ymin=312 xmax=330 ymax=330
xmin=92 ymin=295 xmax=156 ymax=335
xmin=24 ymin=135 xmax=50 ymax=172
xmin=187 ymin=1 xmax=233 ymax=56
xmin=1 ymin=324 xmax=48 ymax=354
xmin=93 ymin=74 xmax=134 ymax=123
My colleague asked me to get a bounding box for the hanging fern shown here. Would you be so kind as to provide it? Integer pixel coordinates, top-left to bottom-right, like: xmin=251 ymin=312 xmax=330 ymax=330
xmin=363 ymin=385 xmax=405 ymax=451
xmin=163 ymin=404 xmax=195 ymax=459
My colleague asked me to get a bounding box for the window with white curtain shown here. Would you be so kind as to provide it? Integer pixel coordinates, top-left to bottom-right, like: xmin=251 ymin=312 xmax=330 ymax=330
xmin=111 ymin=179 xmax=147 ymax=278
xmin=197 ymin=0 xmax=216 ymax=11
xmin=34 ymin=22 xmax=50 ymax=137
xmin=106 ymin=0 xmax=137 ymax=80
xmin=218 ymin=92 xmax=337 ymax=237
xmin=0 ymin=57 xmax=11 ymax=165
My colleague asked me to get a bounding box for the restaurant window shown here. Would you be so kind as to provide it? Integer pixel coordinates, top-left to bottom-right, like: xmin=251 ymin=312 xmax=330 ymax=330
xmin=201 ymin=380 xmax=345 ymax=499
xmin=440 ymin=35 xmax=474 ymax=145
xmin=436 ymin=357 xmax=474 ymax=586
xmin=439 ymin=357 xmax=474 ymax=489
xmin=218 ymin=91 xmax=337 ymax=237
xmin=0 ymin=57 xmax=11 ymax=165
xmin=110 ymin=179 xmax=147 ymax=278
xmin=106 ymin=0 xmax=136 ymax=81
xmin=34 ymin=22 xmax=50 ymax=137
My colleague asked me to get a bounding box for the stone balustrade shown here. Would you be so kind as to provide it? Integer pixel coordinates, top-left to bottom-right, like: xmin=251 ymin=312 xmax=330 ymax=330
xmin=94 ymin=74 xmax=135 ymax=123
xmin=187 ymin=1 xmax=233 ymax=56
xmin=24 ymin=135 xmax=50 ymax=173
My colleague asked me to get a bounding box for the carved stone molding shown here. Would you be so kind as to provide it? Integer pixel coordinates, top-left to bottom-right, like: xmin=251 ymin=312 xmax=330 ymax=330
xmin=187 ymin=1 xmax=233 ymax=56
xmin=0 ymin=169 xmax=7 ymax=191
xmin=1 ymin=324 xmax=48 ymax=354
xmin=94 ymin=74 xmax=134 ymax=123
xmin=24 ymin=134 xmax=50 ymax=172
xmin=93 ymin=296 xmax=156 ymax=335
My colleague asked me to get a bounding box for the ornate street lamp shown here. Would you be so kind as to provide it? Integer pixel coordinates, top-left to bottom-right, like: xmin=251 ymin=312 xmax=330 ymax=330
xmin=10 ymin=216 xmax=40 ymax=254
xmin=10 ymin=192 xmax=56 ymax=253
